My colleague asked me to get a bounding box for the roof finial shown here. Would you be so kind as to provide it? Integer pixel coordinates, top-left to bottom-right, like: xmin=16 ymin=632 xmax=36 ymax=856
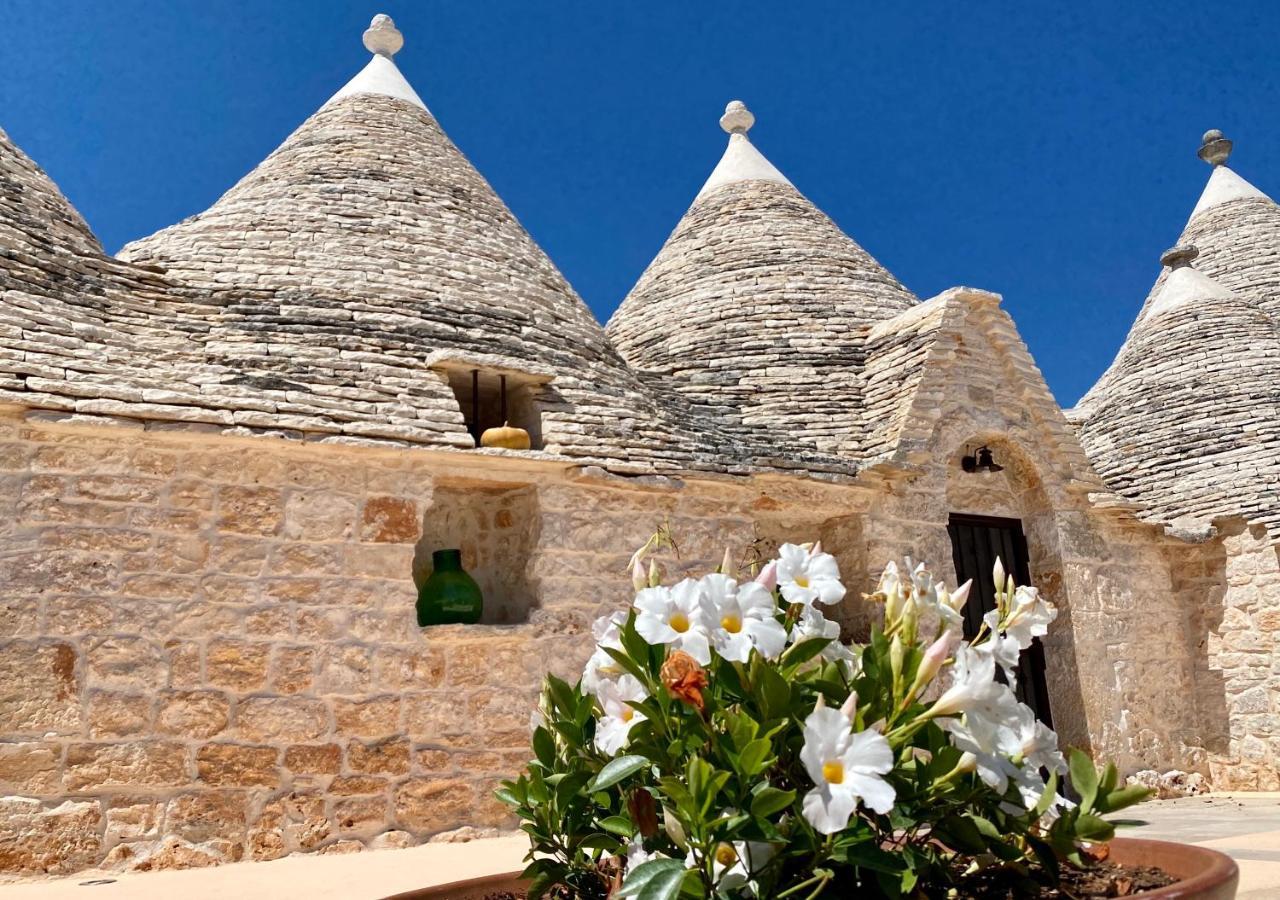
xmin=1160 ymin=244 xmax=1199 ymax=270
xmin=363 ymin=14 xmax=404 ymax=58
xmin=1198 ymin=129 xmax=1232 ymax=166
xmin=720 ymin=100 xmax=755 ymax=136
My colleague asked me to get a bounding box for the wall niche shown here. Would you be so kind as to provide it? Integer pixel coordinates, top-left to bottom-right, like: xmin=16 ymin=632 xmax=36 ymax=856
xmin=413 ymin=479 xmax=541 ymax=624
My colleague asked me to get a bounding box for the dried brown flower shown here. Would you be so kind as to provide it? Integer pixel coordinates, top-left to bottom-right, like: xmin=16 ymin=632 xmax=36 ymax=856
xmin=661 ymin=650 xmax=708 ymax=711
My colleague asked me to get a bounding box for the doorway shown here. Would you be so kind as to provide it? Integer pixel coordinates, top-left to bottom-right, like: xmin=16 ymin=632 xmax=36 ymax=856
xmin=946 ymin=513 xmax=1053 ymax=726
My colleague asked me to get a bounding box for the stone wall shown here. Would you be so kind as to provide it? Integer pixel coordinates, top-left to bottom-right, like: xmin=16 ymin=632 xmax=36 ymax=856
xmin=1179 ymin=522 xmax=1280 ymax=789
xmin=0 ymin=408 xmax=867 ymax=875
xmin=858 ymin=298 xmax=1207 ymax=774
xmin=0 ymin=368 xmax=1259 ymax=877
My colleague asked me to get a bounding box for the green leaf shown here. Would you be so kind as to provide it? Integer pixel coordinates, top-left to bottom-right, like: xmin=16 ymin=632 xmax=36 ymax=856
xmin=1068 ymin=748 xmax=1099 ymax=813
xmin=1074 ymin=813 xmax=1115 ymax=842
xmin=600 ymin=815 xmax=635 ymax=836
xmin=937 ymin=815 xmax=988 ymax=853
xmin=754 ymin=660 xmax=791 ymax=720
xmin=779 ymin=637 xmax=833 ymax=671
xmin=1099 ymin=784 xmax=1152 ymax=814
xmin=590 ymin=754 xmax=650 ymax=792
xmin=750 ymin=785 xmax=795 ymax=818
xmin=531 ymin=727 xmax=556 ymax=769
xmin=737 ymin=738 xmax=773 ymax=777
xmin=1033 ymin=770 xmax=1060 ymax=819
xmin=618 ymin=858 xmax=689 ymax=900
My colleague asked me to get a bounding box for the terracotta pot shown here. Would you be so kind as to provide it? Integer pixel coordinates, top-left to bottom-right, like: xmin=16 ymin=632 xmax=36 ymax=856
xmin=1106 ymin=837 xmax=1238 ymax=899
xmin=387 ymin=837 xmax=1238 ymax=899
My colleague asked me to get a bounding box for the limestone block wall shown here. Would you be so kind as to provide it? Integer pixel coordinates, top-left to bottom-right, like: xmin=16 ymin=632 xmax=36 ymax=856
xmin=858 ymin=299 xmax=1207 ymax=775
xmin=0 ymin=408 xmax=868 ymax=876
xmin=1177 ymin=522 xmax=1280 ymax=789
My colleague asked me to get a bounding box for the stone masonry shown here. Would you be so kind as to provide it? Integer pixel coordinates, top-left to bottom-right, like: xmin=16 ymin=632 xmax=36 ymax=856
xmin=2 ymin=13 xmax=1280 ymax=879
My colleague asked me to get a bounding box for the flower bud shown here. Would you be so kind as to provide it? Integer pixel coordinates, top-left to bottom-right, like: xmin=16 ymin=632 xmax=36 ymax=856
xmin=810 ymin=541 xmax=823 ymax=556
xmin=663 ymin=806 xmax=688 ymax=849
xmin=992 ymin=556 xmax=1005 ymax=591
xmin=755 ymin=560 xmax=778 ymax=591
xmin=647 ymin=559 xmax=661 ymax=588
xmin=719 ymin=547 xmax=734 ymax=576
xmin=909 ymin=631 xmax=956 ymax=696
xmin=839 ymin=691 xmax=858 ymax=721
xmin=948 ymin=579 xmax=973 ymax=613
xmin=631 ymin=558 xmax=647 ymax=592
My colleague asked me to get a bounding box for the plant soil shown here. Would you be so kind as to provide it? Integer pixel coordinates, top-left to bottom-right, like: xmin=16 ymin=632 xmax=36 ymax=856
xmin=478 ymin=862 xmax=1177 ymax=899
xmin=948 ymin=860 xmax=1177 ymax=898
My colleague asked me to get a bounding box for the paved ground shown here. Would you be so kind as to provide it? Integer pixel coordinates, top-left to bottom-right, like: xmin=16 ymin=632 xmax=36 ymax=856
xmin=3 ymin=793 xmax=1278 ymax=899
xmin=1122 ymin=793 xmax=1280 ymax=899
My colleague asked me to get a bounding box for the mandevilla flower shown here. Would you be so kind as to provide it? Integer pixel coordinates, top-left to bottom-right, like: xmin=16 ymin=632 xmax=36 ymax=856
xmin=776 ymin=542 xmax=846 ymax=607
xmin=582 ymin=611 xmax=627 ymax=695
xmin=790 ymin=605 xmax=857 ymax=666
xmin=594 ymin=674 xmax=648 ymax=754
xmin=800 ymin=700 xmax=895 ymax=834
xmin=634 ymin=580 xmax=712 ymax=664
xmin=700 ymin=573 xmax=787 ymax=662
xmin=930 ymin=644 xmax=1019 ymax=724
xmin=1004 ymin=584 xmax=1058 ymax=649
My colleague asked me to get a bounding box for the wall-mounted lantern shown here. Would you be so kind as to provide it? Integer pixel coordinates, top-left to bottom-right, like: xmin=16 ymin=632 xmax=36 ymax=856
xmin=961 ymin=445 xmax=1004 ymax=474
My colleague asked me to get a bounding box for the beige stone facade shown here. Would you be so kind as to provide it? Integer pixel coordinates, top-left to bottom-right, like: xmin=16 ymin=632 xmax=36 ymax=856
xmin=2 ymin=14 xmax=1279 ymax=879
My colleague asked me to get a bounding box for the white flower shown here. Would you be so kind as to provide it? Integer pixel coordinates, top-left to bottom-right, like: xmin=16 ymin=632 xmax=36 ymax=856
xmin=626 ymin=839 xmax=664 ymax=872
xmin=976 ymin=609 xmax=1024 ymax=687
xmin=931 ymin=644 xmax=1020 ymax=725
xmin=799 ymin=703 xmax=895 ymax=834
xmin=932 ymin=579 xmax=972 ymax=635
xmin=634 ymin=580 xmax=712 ymax=664
xmin=582 ymin=611 xmax=627 ymax=695
xmin=1003 ymin=585 xmax=1057 ymax=650
xmin=706 ymin=839 xmax=775 ymax=895
xmin=1008 ymin=703 xmax=1066 ymax=774
xmin=776 ymin=543 xmax=846 ymax=607
xmin=594 ymin=674 xmax=648 ymax=755
xmin=944 ymin=713 xmax=1022 ymax=793
xmin=700 ymin=574 xmax=787 ymax=663
xmin=789 ymin=605 xmax=856 ymax=666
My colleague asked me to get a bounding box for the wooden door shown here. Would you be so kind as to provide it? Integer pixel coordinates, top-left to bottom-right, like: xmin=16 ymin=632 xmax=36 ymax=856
xmin=946 ymin=513 xmax=1053 ymax=726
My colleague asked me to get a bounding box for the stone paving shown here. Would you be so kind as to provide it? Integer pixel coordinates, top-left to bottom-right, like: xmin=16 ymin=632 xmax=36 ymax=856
xmin=3 ymin=794 xmax=1278 ymax=899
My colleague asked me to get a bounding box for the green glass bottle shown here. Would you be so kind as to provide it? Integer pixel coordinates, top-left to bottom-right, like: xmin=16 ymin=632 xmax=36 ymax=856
xmin=416 ymin=549 xmax=483 ymax=626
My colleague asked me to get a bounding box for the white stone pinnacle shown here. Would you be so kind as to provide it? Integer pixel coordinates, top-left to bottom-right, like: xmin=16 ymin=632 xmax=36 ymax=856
xmin=325 ymin=13 xmax=426 ymax=111
xmin=1198 ymin=129 xmax=1232 ymax=166
xmin=1148 ymin=244 xmax=1237 ymax=318
xmin=696 ymin=100 xmax=792 ymax=199
xmin=363 ymin=14 xmax=404 ymax=58
xmin=720 ymin=100 xmax=755 ymax=134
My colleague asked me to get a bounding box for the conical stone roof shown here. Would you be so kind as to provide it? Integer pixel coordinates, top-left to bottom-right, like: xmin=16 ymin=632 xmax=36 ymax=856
xmin=1075 ymin=246 xmax=1280 ymax=534
xmin=47 ymin=17 xmax=847 ymax=476
xmin=0 ymin=127 xmax=103 ymax=259
xmin=1137 ymin=130 xmax=1280 ymax=321
xmin=607 ymin=101 xmax=916 ymax=453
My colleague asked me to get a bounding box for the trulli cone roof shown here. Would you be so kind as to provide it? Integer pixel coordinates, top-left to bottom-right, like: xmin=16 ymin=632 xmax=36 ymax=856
xmin=0 ymin=126 xmax=103 ymax=259
xmin=1074 ymin=246 xmax=1280 ymax=534
xmin=607 ymin=101 xmax=917 ymax=453
xmin=1135 ymin=131 xmax=1280 ymax=322
xmin=0 ymin=16 xmax=855 ymax=477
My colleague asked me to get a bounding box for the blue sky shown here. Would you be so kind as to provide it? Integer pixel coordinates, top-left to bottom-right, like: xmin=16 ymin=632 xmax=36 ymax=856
xmin=2 ymin=1 xmax=1277 ymax=405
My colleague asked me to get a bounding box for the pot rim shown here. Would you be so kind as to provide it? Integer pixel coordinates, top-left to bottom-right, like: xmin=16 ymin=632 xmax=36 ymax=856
xmin=386 ymin=836 xmax=1239 ymax=899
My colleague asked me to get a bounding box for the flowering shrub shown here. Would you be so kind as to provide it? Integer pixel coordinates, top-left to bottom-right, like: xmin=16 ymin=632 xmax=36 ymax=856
xmin=499 ymin=542 xmax=1149 ymax=899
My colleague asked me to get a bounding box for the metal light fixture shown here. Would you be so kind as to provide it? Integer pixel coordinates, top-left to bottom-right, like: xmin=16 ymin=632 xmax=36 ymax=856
xmin=961 ymin=445 xmax=1004 ymax=474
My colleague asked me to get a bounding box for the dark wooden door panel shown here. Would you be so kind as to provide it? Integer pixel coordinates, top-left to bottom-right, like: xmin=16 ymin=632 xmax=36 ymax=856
xmin=947 ymin=514 xmax=1053 ymax=727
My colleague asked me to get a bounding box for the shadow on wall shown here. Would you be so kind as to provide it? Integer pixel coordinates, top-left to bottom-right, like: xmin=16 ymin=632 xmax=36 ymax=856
xmin=412 ymin=479 xmax=541 ymax=624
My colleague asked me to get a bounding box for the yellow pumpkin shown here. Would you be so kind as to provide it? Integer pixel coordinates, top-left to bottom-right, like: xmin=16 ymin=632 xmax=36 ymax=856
xmin=480 ymin=421 xmax=531 ymax=450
